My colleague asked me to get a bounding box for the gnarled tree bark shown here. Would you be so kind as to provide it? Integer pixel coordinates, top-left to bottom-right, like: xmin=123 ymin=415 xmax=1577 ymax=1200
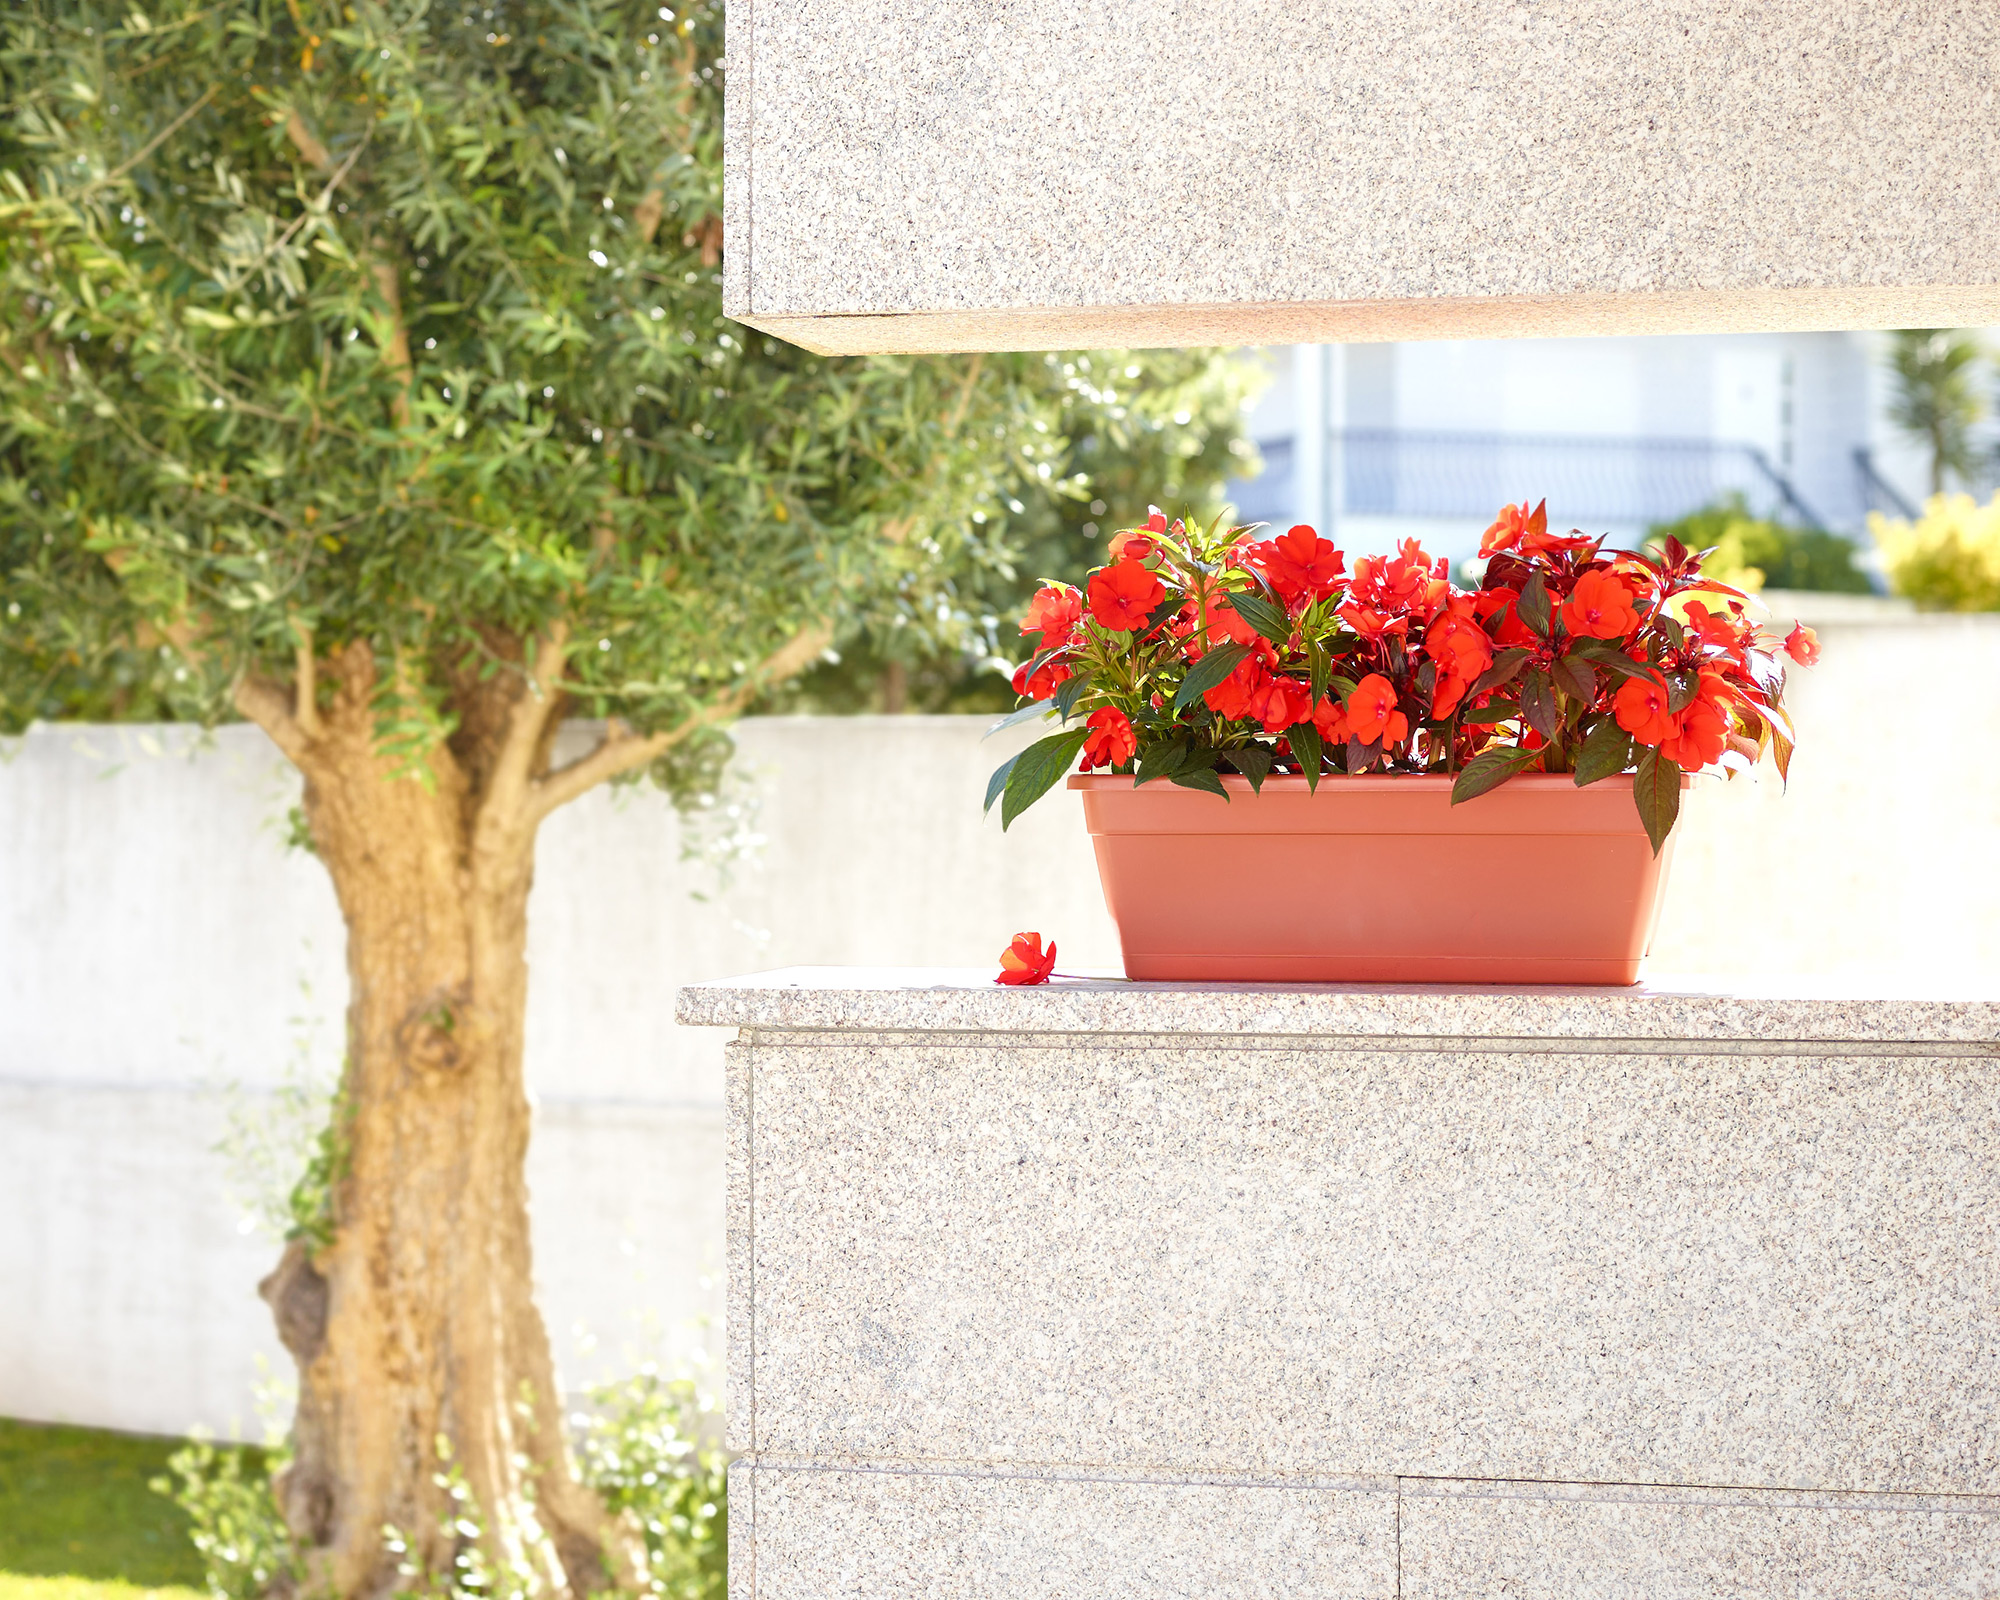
xmin=235 ymin=624 xmax=827 ymax=1598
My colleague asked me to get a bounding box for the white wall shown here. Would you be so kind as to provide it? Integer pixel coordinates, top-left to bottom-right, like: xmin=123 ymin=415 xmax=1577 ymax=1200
xmin=3 ymin=618 xmax=1997 ymax=1436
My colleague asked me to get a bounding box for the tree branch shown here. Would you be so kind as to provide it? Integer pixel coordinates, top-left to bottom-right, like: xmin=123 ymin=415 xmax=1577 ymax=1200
xmin=234 ymin=672 xmax=314 ymax=766
xmin=482 ymin=620 xmax=571 ymax=828
xmin=527 ymin=624 xmax=831 ymax=823
xmin=86 ymin=86 xmax=218 ymax=192
xmin=291 ymin=618 xmax=322 ymax=739
xmin=283 ymin=107 xmax=331 ymax=171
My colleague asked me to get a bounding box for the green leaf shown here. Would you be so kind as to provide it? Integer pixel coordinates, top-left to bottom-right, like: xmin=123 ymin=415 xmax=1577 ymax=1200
xmin=1551 ymin=653 xmax=1596 ymax=702
xmin=1450 ymin=744 xmax=1539 ymax=804
xmin=1169 ymin=766 xmax=1230 ymax=800
xmin=1460 ymin=700 xmax=1520 ymax=725
xmin=1665 ymin=669 xmax=1699 ymax=713
xmin=1222 ymin=742 xmax=1275 ymax=794
xmin=1053 ymin=671 xmax=1094 ymax=722
xmin=1518 ymin=669 xmax=1560 ymax=740
xmin=1571 ymin=716 xmax=1635 ymax=787
xmin=1224 ymin=589 xmax=1292 ymax=648
xmin=983 ymin=751 xmax=1021 ymax=814
xmin=1516 ymin=574 xmax=1552 ymax=637
xmin=1285 ymin=721 xmax=1323 ymax=792
xmin=1631 ymin=745 xmax=1682 ymax=856
xmin=1468 ymin=647 xmax=1529 ymax=699
xmin=984 ymin=700 xmax=1053 ymax=739
xmin=1570 ymin=643 xmax=1656 ymax=685
xmin=1170 ymin=642 xmax=1250 ymax=713
xmin=1133 ymin=735 xmax=1190 ymax=787
xmin=1000 ymin=728 xmax=1089 ymax=830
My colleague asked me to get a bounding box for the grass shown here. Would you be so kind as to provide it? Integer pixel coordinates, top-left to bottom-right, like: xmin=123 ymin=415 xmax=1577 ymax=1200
xmin=0 ymin=1418 xmax=211 ymax=1600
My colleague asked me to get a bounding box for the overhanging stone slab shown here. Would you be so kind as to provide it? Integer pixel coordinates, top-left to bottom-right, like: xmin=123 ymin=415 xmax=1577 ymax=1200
xmin=724 ymin=4 xmax=2000 ymax=353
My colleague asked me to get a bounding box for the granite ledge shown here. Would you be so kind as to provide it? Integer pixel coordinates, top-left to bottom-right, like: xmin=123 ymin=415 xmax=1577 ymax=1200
xmin=676 ymin=967 xmax=2000 ymax=1044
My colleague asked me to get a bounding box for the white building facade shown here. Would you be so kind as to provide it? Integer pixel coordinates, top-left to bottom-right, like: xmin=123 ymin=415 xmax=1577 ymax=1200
xmin=1229 ymin=332 xmax=1976 ymax=569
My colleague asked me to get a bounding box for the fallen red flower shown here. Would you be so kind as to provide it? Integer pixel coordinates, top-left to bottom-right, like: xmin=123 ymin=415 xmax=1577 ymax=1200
xmin=996 ymin=932 xmax=1057 ymax=986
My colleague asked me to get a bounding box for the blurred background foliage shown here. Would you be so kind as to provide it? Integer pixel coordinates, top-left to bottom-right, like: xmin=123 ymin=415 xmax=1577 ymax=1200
xmin=1648 ymin=494 xmax=1874 ymax=596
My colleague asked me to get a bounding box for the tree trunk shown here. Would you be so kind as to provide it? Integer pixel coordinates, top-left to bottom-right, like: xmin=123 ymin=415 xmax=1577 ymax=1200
xmin=256 ymin=646 xmax=640 ymax=1599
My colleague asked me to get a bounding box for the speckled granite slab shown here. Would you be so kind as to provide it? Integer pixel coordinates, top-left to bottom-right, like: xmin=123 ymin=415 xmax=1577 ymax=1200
xmin=686 ymin=970 xmax=2000 ymax=1596
xmin=731 ymin=1459 xmax=1398 ymax=1599
xmin=724 ymin=3 xmax=2000 ymax=352
xmin=1401 ymin=1480 xmax=2000 ymax=1598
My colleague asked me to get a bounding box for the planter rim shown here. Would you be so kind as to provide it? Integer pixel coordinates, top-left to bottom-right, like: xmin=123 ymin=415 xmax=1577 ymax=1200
xmin=1068 ymin=771 xmax=1690 ymax=792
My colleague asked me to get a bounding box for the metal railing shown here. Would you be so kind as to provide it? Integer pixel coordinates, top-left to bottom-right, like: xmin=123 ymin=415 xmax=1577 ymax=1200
xmin=1851 ymin=448 xmax=1920 ymax=521
xmin=1236 ymin=429 xmax=1833 ymax=531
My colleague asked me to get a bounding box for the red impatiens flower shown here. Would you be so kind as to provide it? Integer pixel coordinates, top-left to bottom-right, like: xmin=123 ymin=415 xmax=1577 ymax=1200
xmin=1010 ymin=655 xmax=1073 ymax=701
xmin=1424 ymin=610 xmax=1495 ymax=718
xmin=1471 ymin=586 xmax=1539 ymax=648
xmin=1021 ymin=583 xmax=1084 ymax=646
xmin=1784 ymin=623 xmax=1821 ymax=665
xmin=996 ymin=931 xmax=1057 ymax=986
xmin=1348 ymin=538 xmax=1450 ymax=622
xmin=1683 ymin=599 xmax=1748 ymax=659
xmin=1337 ymin=601 xmax=1409 ymax=642
xmin=1203 ymin=654 xmax=1268 ymax=722
xmin=1613 ymin=674 xmax=1675 ymax=746
xmin=1658 ymin=672 xmax=1733 ymax=771
xmin=1251 ymin=524 xmax=1345 ymax=605
xmin=1481 ymin=497 xmax=1594 ymax=556
xmin=1079 ymin=705 xmax=1137 ymax=770
xmin=1480 ymin=498 xmax=1547 ymax=557
xmin=1109 ymin=510 xmax=1170 ymax=561
xmin=1249 ymin=674 xmax=1313 ymax=735
xmin=1561 ymin=568 xmax=1640 ymax=640
xmin=1345 ymin=673 xmax=1410 ymax=746
xmin=1312 ymin=694 xmax=1351 ymax=743
xmin=1087 ymin=558 xmax=1167 ymax=632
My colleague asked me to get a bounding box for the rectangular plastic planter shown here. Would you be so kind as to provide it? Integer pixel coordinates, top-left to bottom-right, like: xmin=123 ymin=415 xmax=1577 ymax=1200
xmin=1071 ymin=771 xmax=1685 ymax=985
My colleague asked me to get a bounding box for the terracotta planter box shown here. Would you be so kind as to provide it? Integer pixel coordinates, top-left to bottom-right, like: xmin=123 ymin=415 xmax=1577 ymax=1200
xmin=1071 ymin=772 xmax=1687 ymax=985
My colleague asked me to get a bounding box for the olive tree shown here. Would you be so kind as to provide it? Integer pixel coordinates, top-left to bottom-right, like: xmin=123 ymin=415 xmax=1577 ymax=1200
xmin=0 ymin=2 xmax=1249 ymax=1592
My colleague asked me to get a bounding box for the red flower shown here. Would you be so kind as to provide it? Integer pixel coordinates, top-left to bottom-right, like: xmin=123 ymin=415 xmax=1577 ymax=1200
xmin=1249 ymin=673 xmax=1313 ymax=735
xmin=1349 ymin=538 xmax=1449 ymax=622
xmin=996 ymin=932 xmax=1057 ymax=986
xmin=1345 ymin=673 xmax=1410 ymax=746
xmin=1337 ymin=601 xmax=1408 ymax=642
xmin=1480 ymin=499 xmax=1546 ymax=557
xmin=1189 ymin=589 xmax=1264 ymax=650
xmin=1561 ymin=568 xmax=1640 ymax=640
xmin=1010 ymin=655 xmax=1073 ymax=701
xmin=1683 ymin=599 xmax=1748 ymax=659
xmin=1204 ymin=654 xmax=1270 ymax=722
xmin=1658 ymin=673 xmax=1733 ymax=771
xmin=1252 ymin=524 xmax=1345 ymax=604
xmin=1425 ymin=610 xmax=1495 ymax=718
xmin=1312 ymin=695 xmax=1351 ymax=743
xmin=1784 ymin=623 xmax=1821 ymax=666
xmin=1471 ymin=587 xmax=1538 ymax=648
xmin=1021 ymin=584 xmax=1083 ymax=646
xmin=1482 ymin=497 xmax=1595 ymax=557
xmin=1087 ymin=558 xmax=1166 ymax=632
xmin=1613 ymin=674 xmax=1674 ymax=746
xmin=1079 ymin=705 xmax=1137 ymax=770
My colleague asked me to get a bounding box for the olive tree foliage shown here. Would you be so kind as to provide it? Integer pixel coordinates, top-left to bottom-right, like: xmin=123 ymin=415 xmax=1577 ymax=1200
xmin=0 ymin=0 xmax=1252 ymax=748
